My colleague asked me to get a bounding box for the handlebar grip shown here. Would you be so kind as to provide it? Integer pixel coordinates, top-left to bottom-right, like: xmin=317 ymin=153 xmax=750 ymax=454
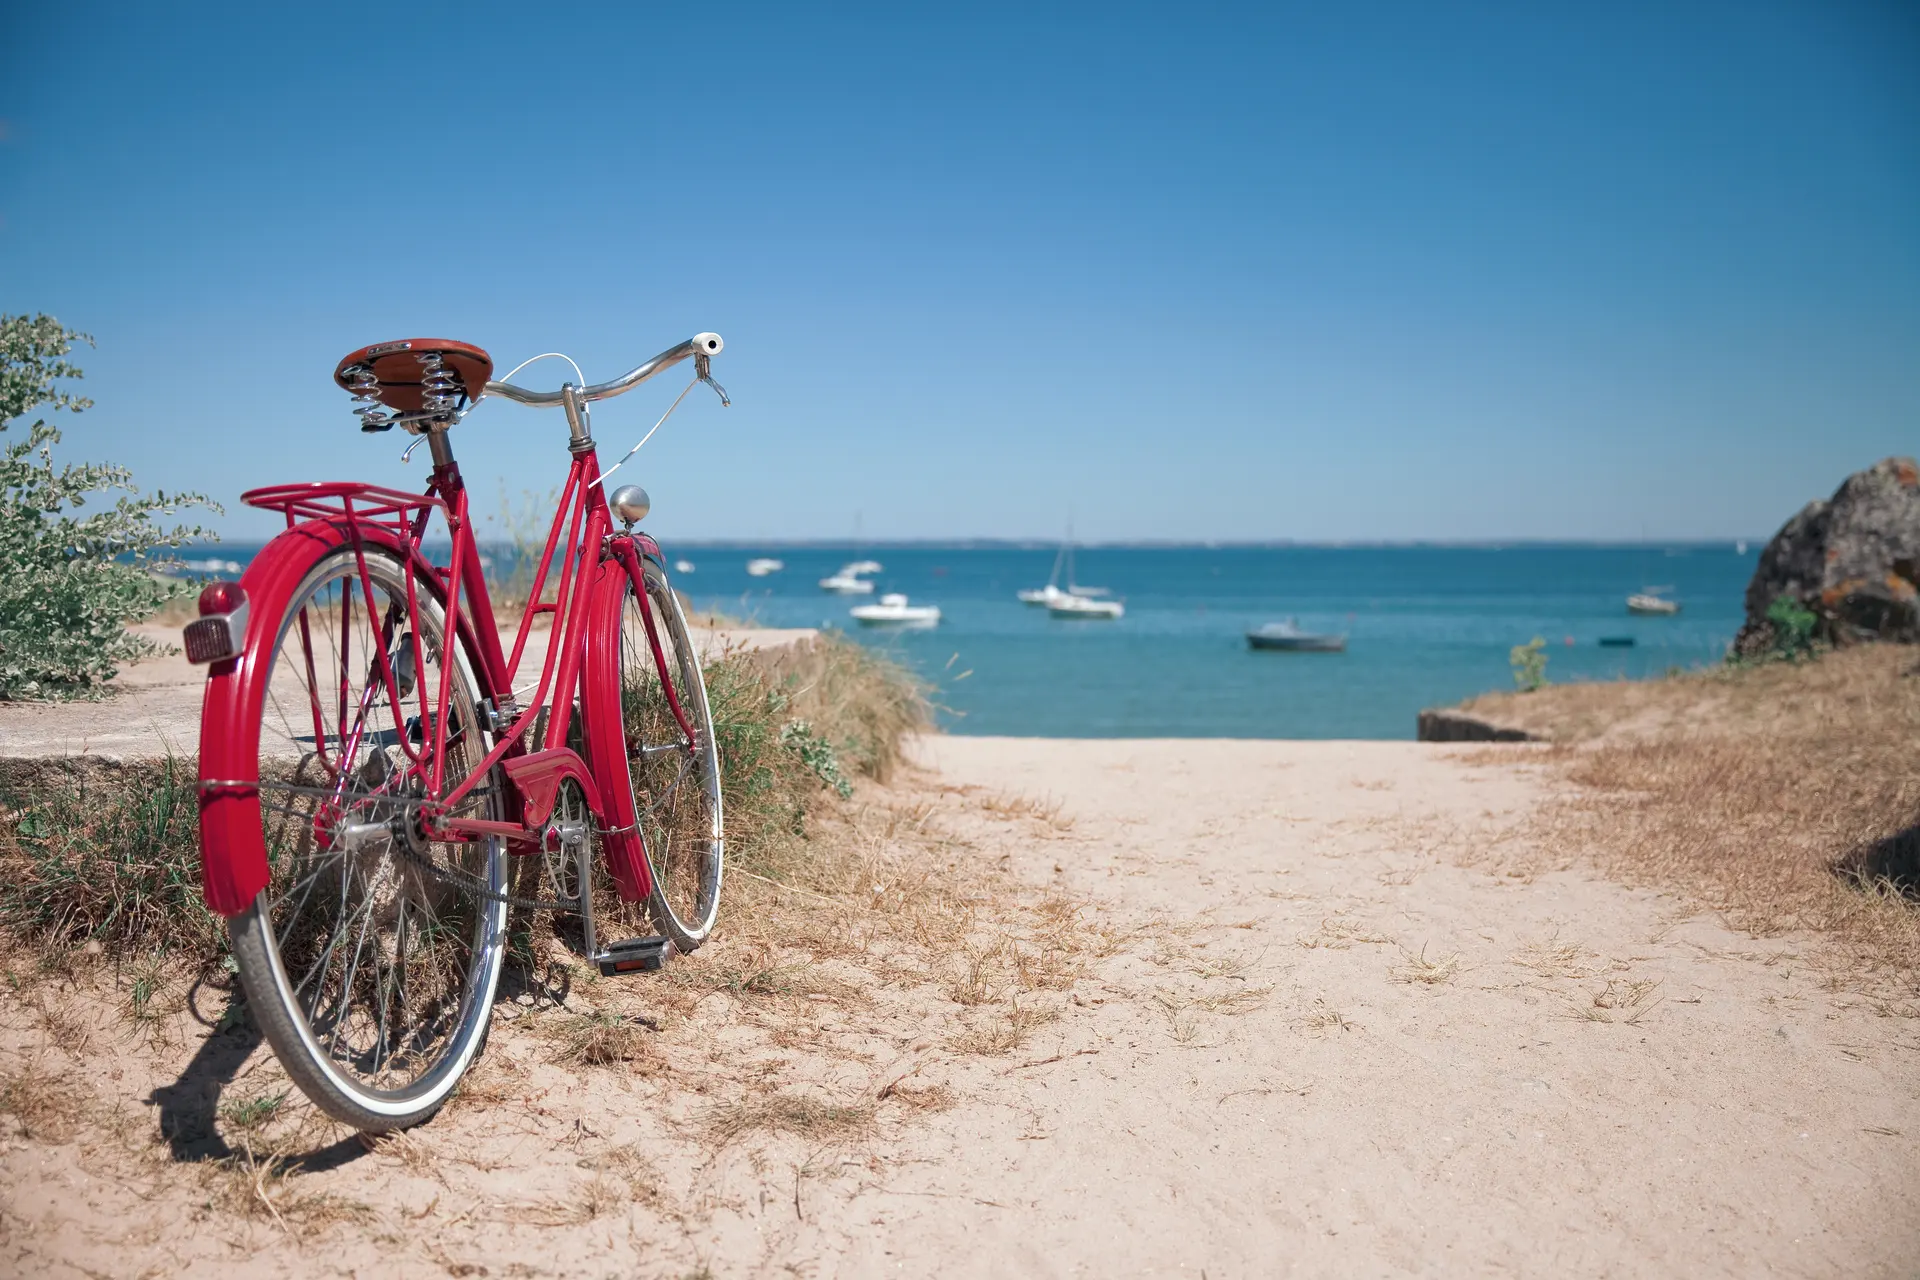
xmin=691 ymin=333 xmax=723 ymax=356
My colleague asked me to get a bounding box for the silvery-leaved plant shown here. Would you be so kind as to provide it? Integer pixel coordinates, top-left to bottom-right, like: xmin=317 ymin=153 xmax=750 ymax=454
xmin=0 ymin=314 xmax=220 ymax=699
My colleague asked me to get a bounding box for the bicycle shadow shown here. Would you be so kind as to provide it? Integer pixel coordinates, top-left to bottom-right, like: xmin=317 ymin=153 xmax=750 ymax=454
xmin=145 ymin=977 xmax=365 ymax=1173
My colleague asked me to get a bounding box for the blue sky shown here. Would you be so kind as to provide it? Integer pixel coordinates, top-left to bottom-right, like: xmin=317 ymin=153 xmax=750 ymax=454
xmin=2 ymin=1 xmax=1915 ymax=544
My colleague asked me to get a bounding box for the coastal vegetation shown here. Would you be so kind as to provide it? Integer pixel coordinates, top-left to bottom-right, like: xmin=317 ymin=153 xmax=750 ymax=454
xmin=0 ymin=633 xmax=930 ymax=971
xmin=1462 ymin=643 xmax=1920 ymax=985
xmin=0 ymin=314 xmax=217 ymax=700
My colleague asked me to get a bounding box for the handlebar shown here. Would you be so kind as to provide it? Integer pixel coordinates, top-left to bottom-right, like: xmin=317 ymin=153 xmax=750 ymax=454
xmin=481 ymin=333 xmax=724 ymax=408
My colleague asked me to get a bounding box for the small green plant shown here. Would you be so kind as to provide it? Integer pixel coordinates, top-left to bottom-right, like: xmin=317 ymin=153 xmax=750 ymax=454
xmin=0 ymin=314 xmax=220 ymax=699
xmin=781 ymin=720 xmax=854 ymax=799
xmin=1765 ymin=593 xmax=1821 ymax=661
xmin=218 ymin=1089 xmax=290 ymax=1134
xmin=1510 ymin=636 xmax=1549 ymax=692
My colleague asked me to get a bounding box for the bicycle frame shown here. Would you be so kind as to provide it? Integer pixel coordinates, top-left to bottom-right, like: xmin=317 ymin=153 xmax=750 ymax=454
xmin=198 ymin=337 xmax=722 ymax=917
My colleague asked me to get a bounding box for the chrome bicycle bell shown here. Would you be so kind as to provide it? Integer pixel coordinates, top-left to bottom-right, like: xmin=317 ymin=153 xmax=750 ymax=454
xmin=612 ymin=485 xmax=651 ymax=528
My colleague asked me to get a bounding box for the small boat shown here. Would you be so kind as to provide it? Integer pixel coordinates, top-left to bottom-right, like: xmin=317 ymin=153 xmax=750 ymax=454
xmin=1246 ymin=619 xmax=1346 ymax=652
xmin=819 ymin=572 xmax=875 ymax=594
xmin=1626 ymin=588 xmax=1681 ymax=616
xmin=1020 ymin=529 xmax=1110 ymax=604
xmin=674 ymin=559 xmax=695 ymax=574
xmin=1598 ymin=636 xmax=1636 ymax=648
xmin=746 ymin=558 xmax=784 ymax=577
xmin=1048 ymin=594 xmax=1124 ymax=620
xmin=841 ymin=559 xmax=883 ymax=576
xmin=850 ymin=593 xmax=940 ymax=626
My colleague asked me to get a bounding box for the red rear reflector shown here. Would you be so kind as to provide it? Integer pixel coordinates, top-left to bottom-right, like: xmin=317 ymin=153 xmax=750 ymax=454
xmin=184 ymin=616 xmax=238 ymax=664
xmin=198 ymin=581 xmax=246 ymax=616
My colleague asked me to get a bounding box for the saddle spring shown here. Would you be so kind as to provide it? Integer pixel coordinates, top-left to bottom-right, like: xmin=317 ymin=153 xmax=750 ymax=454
xmin=417 ymin=351 xmax=462 ymax=423
xmin=341 ymin=362 xmax=394 ymax=432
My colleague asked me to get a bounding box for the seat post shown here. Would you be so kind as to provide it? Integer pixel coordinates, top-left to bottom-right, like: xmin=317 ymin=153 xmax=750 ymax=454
xmin=428 ymin=430 xmax=456 ymax=470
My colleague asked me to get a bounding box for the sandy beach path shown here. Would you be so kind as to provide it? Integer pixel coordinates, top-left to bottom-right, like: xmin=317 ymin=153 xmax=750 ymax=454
xmin=778 ymin=736 xmax=1919 ymax=1277
xmin=4 ymin=737 xmax=1915 ymax=1277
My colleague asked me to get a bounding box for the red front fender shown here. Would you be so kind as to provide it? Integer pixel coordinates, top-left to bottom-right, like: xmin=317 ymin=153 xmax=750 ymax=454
xmin=583 ymin=545 xmax=654 ymax=903
xmin=197 ymin=520 xmax=489 ymax=916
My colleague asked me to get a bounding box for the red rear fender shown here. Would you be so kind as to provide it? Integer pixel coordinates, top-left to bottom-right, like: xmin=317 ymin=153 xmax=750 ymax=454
xmin=197 ymin=520 xmax=494 ymax=915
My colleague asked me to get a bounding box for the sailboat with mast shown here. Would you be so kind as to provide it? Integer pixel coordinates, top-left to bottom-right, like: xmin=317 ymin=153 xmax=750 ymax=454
xmin=1018 ymin=525 xmax=1110 ymax=606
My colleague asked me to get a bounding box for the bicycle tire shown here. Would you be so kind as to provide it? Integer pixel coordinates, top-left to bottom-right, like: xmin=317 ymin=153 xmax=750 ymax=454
xmin=222 ymin=544 xmax=506 ymax=1131
xmin=599 ymin=554 xmax=724 ymax=951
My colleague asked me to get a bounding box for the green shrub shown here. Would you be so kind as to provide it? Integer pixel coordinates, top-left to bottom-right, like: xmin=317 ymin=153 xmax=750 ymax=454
xmin=1765 ymin=594 xmax=1821 ymax=661
xmin=0 ymin=314 xmax=219 ymax=700
xmin=1510 ymin=635 xmax=1549 ymax=692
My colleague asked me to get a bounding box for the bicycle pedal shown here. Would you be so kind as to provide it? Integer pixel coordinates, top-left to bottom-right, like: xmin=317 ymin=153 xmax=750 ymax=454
xmin=595 ymin=936 xmax=670 ymax=976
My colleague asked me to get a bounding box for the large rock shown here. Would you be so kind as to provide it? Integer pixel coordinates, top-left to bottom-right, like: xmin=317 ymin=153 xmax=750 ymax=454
xmin=1735 ymin=457 xmax=1920 ymax=656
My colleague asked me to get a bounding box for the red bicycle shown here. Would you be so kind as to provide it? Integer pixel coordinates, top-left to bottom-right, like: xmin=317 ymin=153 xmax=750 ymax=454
xmin=186 ymin=333 xmax=729 ymax=1130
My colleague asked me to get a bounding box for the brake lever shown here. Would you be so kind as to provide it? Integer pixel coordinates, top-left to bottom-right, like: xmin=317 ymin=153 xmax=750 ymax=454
xmin=694 ymin=352 xmax=731 ymax=408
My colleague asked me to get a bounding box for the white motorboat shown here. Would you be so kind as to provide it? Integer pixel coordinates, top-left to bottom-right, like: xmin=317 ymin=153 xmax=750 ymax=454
xmin=673 ymin=559 xmax=695 ymax=574
xmin=1048 ymin=594 xmax=1123 ymax=620
xmin=1626 ymin=588 xmax=1681 ymax=616
xmin=842 ymin=559 xmax=883 ymax=575
xmin=850 ymin=593 xmax=940 ymax=626
xmin=746 ymin=558 xmax=784 ymax=577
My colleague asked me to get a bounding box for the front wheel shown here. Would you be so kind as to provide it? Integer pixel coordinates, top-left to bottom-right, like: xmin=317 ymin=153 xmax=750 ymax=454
xmin=599 ymin=554 xmax=724 ymax=951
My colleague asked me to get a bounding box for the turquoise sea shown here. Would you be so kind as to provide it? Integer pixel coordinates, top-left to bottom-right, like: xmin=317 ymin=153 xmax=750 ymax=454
xmin=185 ymin=543 xmax=1755 ymax=740
xmin=672 ymin=544 xmax=1755 ymax=739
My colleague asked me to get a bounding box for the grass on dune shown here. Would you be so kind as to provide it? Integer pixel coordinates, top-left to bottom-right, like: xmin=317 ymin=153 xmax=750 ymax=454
xmin=1468 ymin=644 xmax=1920 ymax=987
xmin=0 ymin=632 xmax=935 ymax=976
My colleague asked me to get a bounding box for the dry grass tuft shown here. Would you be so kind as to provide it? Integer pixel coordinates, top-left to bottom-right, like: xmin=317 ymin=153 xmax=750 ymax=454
xmin=978 ymin=791 xmax=1075 ymax=831
xmin=703 ymin=1091 xmax=878 ymax=1145
xmin=1390 ymin=945 xmax=1463 ymax=985
xmin=204 ymin=1138 xmax=374 ymax=1236
xmin=1512 ymin=932 xmax=1611 ymax=980
xmin=1302 ymin=999 xmax=1357 ymax=1034
xmin=1566 ymin=978 xmax=1662 ymax=1026
xmin=881 ymin=1080 xmax=956 ymax=1113
xmin=1297 ymin=916 xmax=1394 ymax=950
xmin=546 ymin=1011 xmax=660 ymax=1068
xmin=945 ymin=1000 xmax=1060 ymax=1056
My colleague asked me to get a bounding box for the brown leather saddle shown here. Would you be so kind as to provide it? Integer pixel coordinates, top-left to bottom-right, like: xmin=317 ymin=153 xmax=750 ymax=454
xmin=333 ymin=339 xmax=494 ymax=432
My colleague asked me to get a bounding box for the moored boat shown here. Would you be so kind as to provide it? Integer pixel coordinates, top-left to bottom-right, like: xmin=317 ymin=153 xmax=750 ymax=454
xmin=820 ymin=561 xmax=878 ymax=593
xmin=850 ymin=593 xmax=940 ymax=627
xmin=1246 ymin=619 xmax=1346 ymax=652
xmin=1048 ymin=594 xmax=1124 ymax=620
xmin=1626 ymin=589 xmax=1680 ymax=616
xmin=1020 ymin=529 xmax=1110 ymax=604
xmin=746 ymin=558 xmax=784 ymax=577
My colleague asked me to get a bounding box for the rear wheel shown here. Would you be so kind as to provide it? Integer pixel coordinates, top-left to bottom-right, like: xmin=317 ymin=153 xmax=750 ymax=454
xmin=225 ymin=546 xmax=506 ymax=1132
xmin=606 ymin=557 xmax=724 ymax=950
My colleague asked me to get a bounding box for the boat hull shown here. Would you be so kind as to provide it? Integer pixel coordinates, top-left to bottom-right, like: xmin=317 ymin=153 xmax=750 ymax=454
xmin=851 ymin=613 xmax=939 ymax=627
xmin=1048 ymin=602 xmax=1123 ymax=620
xmin=1247 ymin=632 xmax=1346 ymax=652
